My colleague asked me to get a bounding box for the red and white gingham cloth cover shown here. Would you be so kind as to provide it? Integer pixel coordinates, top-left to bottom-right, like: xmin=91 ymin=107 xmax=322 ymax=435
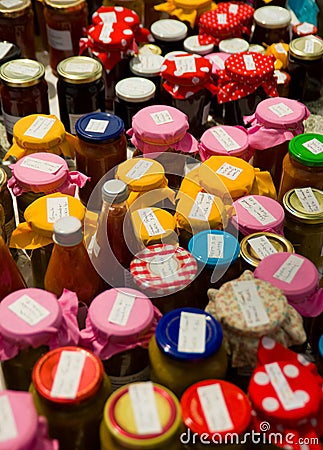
xmin=216 ymin=2 xmax=254 ymax=36
xmin=130 ymin=244 xmax=197 ymax=296
xmin=198 ymin=9 xmax=242 ymax=46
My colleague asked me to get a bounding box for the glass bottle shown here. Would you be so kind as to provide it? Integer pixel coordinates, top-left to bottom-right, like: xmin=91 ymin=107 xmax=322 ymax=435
xmin=0 ymin=235 xmax=27 ymax=302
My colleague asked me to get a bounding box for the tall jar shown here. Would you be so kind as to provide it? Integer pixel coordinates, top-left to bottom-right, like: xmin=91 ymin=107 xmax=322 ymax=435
xmin=30 ymin=346 xmax=112 ymax=450
xmin=0 ymin=167 xmax=16 ymax=244
xmin=56 ymin=56 xmax=105 ymax=134
xmin=150 ymin=19 xmax=188 ymax=55
xmin=0 ymin=59 xmax=49 ymax=144
xmin=251 ymin=6 xmax=291 ymax=46
xmin=0 ymin=288 xmax=80 ymax=391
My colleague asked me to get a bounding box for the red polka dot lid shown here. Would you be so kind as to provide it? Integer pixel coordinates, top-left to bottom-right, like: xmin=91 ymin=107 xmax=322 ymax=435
xmin=92 ymin=6 xmax=140 ymax=28
xmin=216 ymin=2 xmax=254 ymax=34
xmin=198 ymin=10 xmax=242 ymax=45
xmin=86 ymin=22 xmax=135 ymax=51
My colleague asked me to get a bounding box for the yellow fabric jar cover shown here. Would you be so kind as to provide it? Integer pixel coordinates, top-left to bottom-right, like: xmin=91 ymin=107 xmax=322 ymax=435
xmin=4 ymin=114 xmax=76 ymax=161
xmin=10 ymin=192 xmax=86 ymax=249
xmin=132 ymin=207 xmax=177 ymax=246
xmin=154 ymin=0 xmax=216 ymax=28
xmin=265 ymin=43 xmax=289 ymax=70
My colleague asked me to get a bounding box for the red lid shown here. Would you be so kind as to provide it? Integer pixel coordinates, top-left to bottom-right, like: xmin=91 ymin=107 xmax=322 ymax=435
xmin=181 ymin=380 xmax=251 ymax=437
xmin=198 ymin=10 xmax=242 ymax=43
xmin=87 ymin=22 xmax=134 ymax=51
xmin=292 ymin=22 xmax=318 ymax=37
xmin=216 ymin=2 xmax=254 ymax=26
xmin=32 ymin=346 xmax=104 ymax=404
xmin=160 ymin=53 xmax=212 ymax=87
xmin=92 ymin=5 xmax=140 ymax=29
xmin=225 ymin=51 xmax=275 ymax=82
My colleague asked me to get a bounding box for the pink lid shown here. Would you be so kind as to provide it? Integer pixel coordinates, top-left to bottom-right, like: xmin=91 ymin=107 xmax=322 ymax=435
xmin=199 ymin=125 xmax=249 ymax=158
xmin=255 ymin=97 xmax=308 ymax=127
xmin=205 ymin=52 xmax=231 ymax=75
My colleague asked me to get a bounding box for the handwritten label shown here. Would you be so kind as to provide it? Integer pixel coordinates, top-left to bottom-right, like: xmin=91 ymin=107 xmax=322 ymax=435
xmin=174 ymin=55 xmax=197 ymax=74
xmin=177 ymin=311 xmax=206 ymax=353
xmin=8 ymin=295 xmax=50 ymax=326
xmin=149 ymin=254 xmax=178 ymax=278
xmin=20 ymin=156 xmax=62 ymax=174
xmin=216 ymin=162 xmax=243 ymax=180
xmin=150 ymin=110 xmax=173 ymax=125
xmin=189 ymin=192 xmax=214 ymax=221
xmin=138 ymin=208 xmax=165 ymax=236
xmin=197 ymin=384 xmax=234 ymax=432
xmin=108 ymin=292 xmax=135 ymax=326
xmin=208 ymin=234 xmax=224 ymax=258
xmin=47 ymin=26 xmax=72 ymax=51
xmin=302 ymin=138 xmax=323 ymax=155
xmin=210 ymin=127 xmax=240 ymax=151
xmin=210 ymin=55 xmax=225 ymax=69
xmin=304 ymin=39 xmax=315 ymax=53
xmin=24 ymin=116 xmax=56 ymax=139
xmin=297 ymin=22 xmax=314 ymax=34
xmin=268 ymin=102 xmax=294 ymax=118
xmin=273 ymin=254 xmax=304 ymax=284
xmin=51 ymin=351 xmax=86 ymax=399
xmin=64 ymin=61 xmax=95 ymax=73
xmin=229 ymin=4 xmax=238 ymax=14
xmin=8 ymin=62 xmax=39 ymax=77
xmin=248 ymin=235 xmax=277 ymax=260
xmin=99 ymin=11 xmax=117 ymax=23
xmin=0 ymin=396 xmax=18 ymax=442
xmin=217 ymin=13 xmax=227 ymax=24
xmin=126 ymin=160 xmax=153 ymax=180
xmin=0 ymin=42 xmax=12 ymax=59
xmin=232 ymin=280 xmax=270 ymax=327
xmin=99 ymin=24 xmax=114 ymax=42
xmin=85 ymin=119 xmax=109 ymax=133
xmin=238 ymin=197 xmax=276 ymax=225
xmin=295 ymin=187 xmax=322 ymax=213
xmin=243 ymin=54 xmax=256 ymax=71
xmin=138 ymin=54 xmax=162 ymax=71
xmin=275 ymin=43 xmax=287 ymax=54
xmin=46 ymin=197 xmax=69 ymax=223
xmin=129 ymin=382 xmax=162 ymax=434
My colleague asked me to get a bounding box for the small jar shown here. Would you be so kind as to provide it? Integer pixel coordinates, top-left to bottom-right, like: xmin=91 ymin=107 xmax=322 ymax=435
xmin=216 ymin=1 xmax=255 ymax=38
xmin=150 ymin=19 xmax=188 ymax=55
xmin=80 ymin=288 xmax=161 ymax=391
xmin=149 ymin=308 xmax=227 ymax=397
xmin=44 ymin=0 xmax=88 ymax=73
xmin=273 ymin=69 xmax=291 ymax=97
xmin=132 ymin=207 xmax=178 ymax=247
xmin=0 ymin=0 xmax=35 ymax=59
xmin=0 ymin=59 xmax=49 ymax=143
xmin=198 ymin=10 xmax=243 ymax=46
xmin=100 ymin=382 xmax=183 ymax=450
xmin=57 ymin=56 xmax=105 ymax=135
xmin=292 ymin=22 xmax=318 ymax=39
xmin=75 ymin=112 xmax=127 ymax=205
xmin=251 ymin=6 xmax=291 ymax=46
xmin=288 ymin=35 xmax=323 ymax=102
xmin=129 ymin=53 xmax=164 ymax=101
xmin=30 ymin=346 xmax=112 ymax=450
xmin=0 ymin=390 xmax=58 ymax=449
xmin=130 ymin=244 xmax=198 ymax=313
xmin=0 ymin=288 xmax=80 ymax=391
xmin=0 ymin=167 xmax=16 ymax=245
xmin=183 ymin=35 xmax=214 ymax=55
xmin=218 ymin=38 xmax=249 ymax=54
xmin=278 ymin=133 xmax=323 ymax=202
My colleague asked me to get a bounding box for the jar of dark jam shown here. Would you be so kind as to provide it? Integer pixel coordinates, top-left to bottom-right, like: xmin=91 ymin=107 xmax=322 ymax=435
xmin=44 ymin=0 xmax=88 ymax=73
xmin=251 ymin=6 xmax=291 ymax=46
xmin=150 ymin=19 xmax=188 ymax=55
xmin=57 ymin=56 xmax=105 ymax=135
xmin=288 ymin=35 xmax=323 ymax=102
xmin=0 ymin=59 xmax=49 ymax=143
xmin=129 ymin=53 xmax=164 ymax=102
xmin=0 ymin=167 xmax=15 ymax=245
xmin=0 ymin=0 xmax=35 ymax=59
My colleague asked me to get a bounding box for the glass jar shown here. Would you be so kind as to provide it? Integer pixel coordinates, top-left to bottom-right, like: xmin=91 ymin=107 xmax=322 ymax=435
xmin=0 ymin=167 xmax=16 ymax=244
xmin=149 ymin=307 xmax=227 ymax=397
xmin=43 ymin=0 xmax=88 ymax=73
xmin=198 ymin=9 xmax=243 ymax=46
xmin=0 ymin=59 xmax=49 ymax=143
xmin=216 ymin=1 xmax=255 ymax=38
xmin=30 ymin=346 xmax=112 ymax=450
xmin=288 ymin=35 xmax=323 ymax=102
xmin=132 ymin=207 xmax=178 ymax=247
xmin=183 ymin=35 xmax=214 ymax=55
xmin=251 ymin=6 xmax=291 ymax=46
xmin=292 ymin=22 xmax=318 ymax=39
xmin=102 ymin=0 xmax=144 ymax=23
xmin=100 ymin=381 xmax=183 ymax=450
xmin=75 ymin=112 xmax=127 ymax=206
xmin=0 ymin=235 xmax=27 ymax=301
xmin=150 ymin=19 xmax=188 ymax=55
xmin=57 ymin=56 xmax=105 ymax=135
xmin=0 ymin=288 xmax=80 ymax=390
xmin=0 ymin=0 xmax=35 ymax=59
xmin=129 ymin=53 xmax=164 ymax=102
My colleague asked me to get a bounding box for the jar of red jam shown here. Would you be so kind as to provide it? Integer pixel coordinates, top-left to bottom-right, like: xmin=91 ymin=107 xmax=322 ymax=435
xmin=251 ymin=6 xmax=291 ymax=46
xmin=150 ymin=19 xmax=188 ymax=55
xmin=198 ymin=9 xmax=243 ymax=47
xmin=292 ymin=22 xmax=318 ymax=39
xmin=216 ymin=1 xmax=255 ymax=38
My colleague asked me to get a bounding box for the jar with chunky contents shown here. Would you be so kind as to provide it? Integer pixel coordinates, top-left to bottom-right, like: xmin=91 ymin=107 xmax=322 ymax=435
xmin=132 ymin=207 xmax=178 ymax=247
xmin=150 ymin=19 xmax=187 ymax=55
xmin=0 ymin=167 xmax=15 ymax=245
xmin=251 ymin=6 xmax=291 ymax=46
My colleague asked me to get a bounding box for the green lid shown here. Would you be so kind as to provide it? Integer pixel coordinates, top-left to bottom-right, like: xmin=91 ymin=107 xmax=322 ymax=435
xmin=288 ymin=133 xmax=323 ymax=167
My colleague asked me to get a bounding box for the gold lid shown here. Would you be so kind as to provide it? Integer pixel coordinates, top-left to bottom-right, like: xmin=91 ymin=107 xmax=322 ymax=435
xmin=0 ymin=59 xmax=45 ymax=87
xmin=138 ymin=44 xmax=162 ymax=56
xmin=283 ymin=188 xmax=323 ymax=224
xmin=57 ymin=56 xmax=102 ymax=84
xmin=0 ymin=0 xmax=30 ymax=14
xmin=0 ymin=167 xmax=7 ymax=191
xmin=240 ymin=232 xmax=295 ymax=268
xmin=44 ymin=0 xmax=85 ymax=9
xmin=289 ymin=35 xmax=323 ymax=61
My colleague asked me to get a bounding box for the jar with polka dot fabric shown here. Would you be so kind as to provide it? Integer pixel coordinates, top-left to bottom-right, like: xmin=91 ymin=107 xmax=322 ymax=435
xmin=215 ymin=2 xmax=255 ymax=39
xmin=198 ymin=9 xmax=243 ymax=47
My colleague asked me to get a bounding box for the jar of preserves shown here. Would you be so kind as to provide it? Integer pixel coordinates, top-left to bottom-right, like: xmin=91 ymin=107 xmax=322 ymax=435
xmin=30 ymin=346 xmax=112 ymax=450
xmin=0 ymin=235 xmax=27 ymax=301
xmin=0 ymin=60 xmax=49 ymax=144
xmin=0 ymin=0 xmax=35 ymax=59
xmin=251 ymin=6 xmax=291 ymax=46
xmin=149 ymin=307 xmax=227 ymax=397
xmin=80 ymin=287 xmax=162 ymax=391
xmin=100 ymin=381 xmax=183 ymax=450
xmin=183 ymin=35 xmax=214 ymax=55
xmin=198 ymin=9 xmax=243 ymax=47
xmin=150 ymin=19 xmax=188 ymax=55
xmin=0 ymin=288 xmax=79 ymax=391
xmin=218 ymin=38 xmax=249 ymax=54
xmin=75 ymin=112 xmax=127 ymax=205
xmin=44 ymin=0 xmax=88 ymax=72
xmin=0 ymin=167 xmax=16 ymax=244
xmin=132 ymin=207 xmax=178 ymax=247
xmin=56 ymin=56 xmax=105 ymax=135
xmin=288 ymin=35 xmax=323 ymax=102
xmin=216 ymin=1 xmax=255 ymax=38
xmin=273 ymin=69 xmax=291 ymax=97
xmin=292 ymin=22 xmax=318 ymax=39
xmin=129 ymin=53 xmax=164 ymax=102
xmin=278 ymin=133 xmax=323 ymax=202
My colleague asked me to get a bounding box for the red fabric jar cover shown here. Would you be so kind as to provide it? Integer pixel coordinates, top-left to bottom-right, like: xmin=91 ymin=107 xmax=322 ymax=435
xmin=216 ymin=51 xmax=278 ymax=104
xmin=160 ymin=53 xmax=217 ymax=99
xmin=216 ymin=2 xmax=254 ymax=36
xmin=198 ymin=10 xmax=243 ymax=46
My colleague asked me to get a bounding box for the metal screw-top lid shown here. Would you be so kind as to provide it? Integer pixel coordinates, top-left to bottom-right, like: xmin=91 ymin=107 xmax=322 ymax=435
xmin=53 ymin=216 xmax=83 ymax=246
xmin=102 ymin=179 xmax=128 ymax=204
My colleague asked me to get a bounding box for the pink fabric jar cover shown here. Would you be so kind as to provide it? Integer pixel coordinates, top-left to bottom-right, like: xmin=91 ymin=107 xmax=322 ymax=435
xmin=204 ymin=52 xmax=231 ymax=77
xmin=244 ymin=97 xmax=310 ymax=150
xmin=80 ymin=288 xmax=162 ymax=360
xmin=8 ymin=152 xmax=89 ymax=196
xmin=0 ymin=288 xmax=80 ymax=360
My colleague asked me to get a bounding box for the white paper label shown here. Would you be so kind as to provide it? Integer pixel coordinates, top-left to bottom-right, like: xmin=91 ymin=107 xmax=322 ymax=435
xmin=24 ymin=116 xmax=56 ymax=139
xmin=149 ymin=254 xmax=178 ymax=278
xmin=20 ymin=156 xmax=62 ymax=174
xmin=64 ymin=61 xmax=95 ymax=73
xmin=275 ymin=43 xmax=287 ymax=54
xmin=46 ymin=197 xmax=69 ymax=223
xmin=197 ymin=384 xmax=234 ymax=433
xmin=232 ymin=280 xmax=270 ymax=327
xmin=248 ymin=235 xmax=277 ymax=260
xmin=243 ymin=54 xmax=256 ymax=71
xmin=177 ymin=311 xmax=206 ymax=353
xmin=150 ymin=110 xmax=173 ymax=125
xmin=126 ymin=160 xmax=153 ymax=180
xmin=302 ymin=138 xmax=323 ymax=155
xmin=174 ymin=55 xmax=197 ymax=74
xmin=238 ymin=197 xmax=276 ymax=225
xmin=295 ymin=187 xmax=322 ymax=213
xmin=138 ymin=54 xmax=162 ymax=71
xmin=208 ymin=234 xmax=224 ymax=258
xmin=189 ymin=192 xmax=214 ymax=221
xmin=51 ymin=351 xmax=86 ymax=399
xmin=304 ymin=39 xmax=315 ymax=53
xmin=0 ymin=0 xmax=22 ymax=7
xmin=138 ymin=208 xmax=165 ymax=236
xmin=216 ymin=162 xmax=243 ymax=180
xmin=99 ymin=23 xmax=114 ymax=43
xmin=297 ymin=22 xmax=314 ymax=34
xmin=217 ymin=13 xmax=227 ymax=24
xmin=2 ymin=111 xmax=22 ymax=135
xmin=108 ymin=292 xmax=135 ymax=326
xmin=0 ymin=396 xmax=18 ymax=443
xmin=202 ymin=102 xmax=211 ymax=125
xmin=99 ymin=11 xmax=117 ymax=24
xmin=229 ymin=4 xmax=238 ymax=14
xmin=210 ymin=55 xmax=225 ymax=70
xmin=0 ymin=42 xmax=12 ymax=59
xmin=274 ymin=70 xmax=287 ymax=84
xmin=8 ymin=294 xmax=50 ymax=326
xmin=210 ymin=127 xmax=240 ymax=152
xmin=128 ymin=382 xmax=162 ymax=435
xmin=273 ymin=254 xmax=304 ymax=284
xmin=8 ymin=62 xmax=38 ymax=77
xmin=265 ymin=362 xmax=305 ymax=411
xmin=268 ymin=102 xmax=294 ymax=118
xmin=85 ymin=119 xmax=109 ymax=133
xmin=47 ymin=26 xmax=73 ymax=51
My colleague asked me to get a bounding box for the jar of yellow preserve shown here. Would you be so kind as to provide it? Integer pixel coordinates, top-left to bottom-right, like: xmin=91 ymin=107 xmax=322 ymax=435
xmin=132 ymin=207 xmax=178 ymax=247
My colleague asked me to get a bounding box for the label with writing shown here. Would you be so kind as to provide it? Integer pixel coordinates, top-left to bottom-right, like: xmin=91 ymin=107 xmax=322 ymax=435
xmin=295 ymin=187 xmax=322 ymax=213
xmin=189 ymin=192 xmax=214 ymax=221
xmin=150 ymin=110 xmax=173 ymax=125
xmin=0 ymin=396 xmax=18 ymax=443
xmin=238 ymin=197 xmax=276 ymax=225
xmin=126 ymin=160 xmax=153 ymax=180
xmin=229 ymin=3 xmax=238 ymax=14
xmin=20 ymin=156 xmax=62 ymax=174
xmin=302 ymin=138 xmax=323 ymax=155
xmin=46 ymin=197 xmax=69 ymax=223
xmin=47 ymin=26 xmax=73 ymax=51
xmin=149 ymin=254 xmax=178 ymax=278
xmin=268 ymin=102 xmax=294 ymax=118
xmin=197 ymin=384 xmax=234 ymax=432
xmin=108 ymin=291 xmax=136 ymax=326
xmin=210 ymin=127 xmax=240 ymax=151
xmin=216 ymin=162 xmax=243 ymax=180
xmin=99 ymin=11 xmax=117 ymax=23
xmin=24 ymin=116 xmax=56 ymax=140
xmin=174 ymin=55 xmax=197 ymax=74
xmin=138 ymin=54 xmax=162 ymax=71
xmin=0 ymin=0 xmax=22 ymax=7
xmin=85 ymin=119 xmax=109 ymax=133
xmin=297 ymin=22 xmax=314 ymax=34
xmin=304 ymin=39 xmax=315 ymax=54
xmin=210 ymin=55 xmax=225 ymax=70
xmin=232 ymin=280 xmax=270 ymax=327
xmin=243 ymin=54 xmax=256 ymax=71
xmin=65 ymin=61 xmax=95 ymax=73
xmin=138 ymin=208 xmax=165 ymax=236
xmin=3 ymin=111 xmax=22 ymax=135
xmin=128 ymin=382 xmax=162 ymax=435
xmin=217 ymin=13 xmax=227 ymax=24
xmin=0 ymin=42 xmax=12 ymax=59
xmin=9 ymin=62 xmax=39 ymax=77
xmin=51 ymin=351 xmax=86 ymax=399
xmin=208 ymin=234 xmax=224 ymax=258
xmin=273 ymin=254 xmax=304 ymax=284
xmin=177 ymin=311 xmax=206 ymax=353
xmin=275 ymin=43 xmax=287 ymax=54
xmin=99 ymin=23 xmax=114 ymax=42
xmin=248 ymin=235 xmax=277 ymax=260
xmin=8 ymin=294 xmax=50 ymax=326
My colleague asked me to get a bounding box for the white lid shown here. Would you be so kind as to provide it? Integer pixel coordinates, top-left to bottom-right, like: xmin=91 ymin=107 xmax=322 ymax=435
xmin=53 ymin=216 xmax=83 ymax=246
xmin=183 ymin=35 xmax=214 ymax=55
xmin=130 ymin=54 xmax=164 ymax=77
xmin=254 ymin=6 xmax=291 ymax=28
xmin=115 ymin=77 xmax=156 ymax=103
xmin=249 ymin=44 xmax=266 ymax=54
xmin=102 ymin=179 xmax=128 ymax=203
xmin=151 ymin=19 xmax=188 ymax=42
xmin=219 ymin=38 xmax=249 ymax=54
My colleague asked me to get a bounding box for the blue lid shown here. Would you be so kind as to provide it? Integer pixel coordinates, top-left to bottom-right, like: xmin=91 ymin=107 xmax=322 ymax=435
xmin=75 ymin=112 xmax=124 ymax=143
xmin=155 ymin=307 xmax=223 ymax=361
xmin=188 ymin=230 xmax=240 ymax=269
xmin=319 ymin=335 xmax=323 ymax=359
